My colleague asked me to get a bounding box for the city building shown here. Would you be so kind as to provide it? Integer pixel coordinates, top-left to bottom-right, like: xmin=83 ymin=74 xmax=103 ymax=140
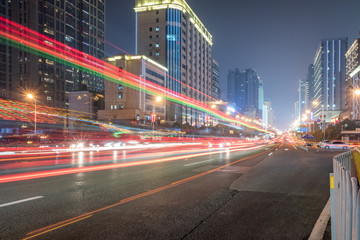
xmin=212 ymin=59 xmax=220 ymax=100
xmin=294 ymin=100 xmax=299 ymax=122
xmin=68 ymin=91 xmax=104 ymax=130
xmin=343 ymin=38 xmax=360 ymax=120
xmin=0 ymin=0 xmax=105 ymax=107
xmin=306 ymin=64 xmax=315 ymax=107
xmin=227 ymin=68 xmax=262 ymax=119
xmin=298 ymin=78 xmax=309 ymax=122
xmin=258 ymin=78 xmax=264 ymax=120
xmin=135 ymin=0 xmax=213 ymax=125
xmin=98 ymin=55 xmax=167 ymax=123
xmin=227 ymin=68 xmax=245 ymax=112
xmin=313 ymin=38 xmax=347 ymax=122
xmin=263 ymin=99 xmax=274 ymax=128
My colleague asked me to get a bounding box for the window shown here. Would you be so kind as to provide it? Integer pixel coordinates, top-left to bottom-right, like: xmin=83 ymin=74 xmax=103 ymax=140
xmin=114 ymin=105 xmax=117 ymax=110
xmin=156 ymin=43 xmax=159 ymax=48
xmin=111 ymin=105 xmax=113 ymax=110
xmin=156 ymin=27 xmax=159 ymax=32
xmin=118 ymin=93 xmax=123 ymax=99
xmin=149 ymin=43 xmax=153 ymax=47
xmin=149 ymin=52 xmax=153 ymax=56
xmin=156 ymin=10 xmax=159 ymax=14
xmin=156 ymin=52 xmax=159 ymax=56
xmin=119 ymin=105 xmax=124 ymax=110
xmin=149 ymin=35 xmax=152 ymax=40
xmin=149 ymin=27 xmax=152 ymax=32
xmin=156 ymin=18 xmax=159 ymax=23
xmin=156 ymin=35 xmax=159 ymax=41
xmin=118 ymin=85 xmax=123 ymax=90
xmin=47 ymin=96 xmax=52 ymax=101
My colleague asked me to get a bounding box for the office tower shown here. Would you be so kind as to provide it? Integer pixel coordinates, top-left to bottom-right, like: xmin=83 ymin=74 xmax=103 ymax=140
xmin=227 ymin=68 xmax=262 ymax=119
xmin=306 ymin=64 xmax=314 ymax=107
xmin=0 ymin=0 xmax=105 ymax=107
xmin=344 ymin=38 xmax=360 ymax=120
xmin=295 ymin=100 xmax=299 ymax=121
xmin=258 ymin=78 xmax=264 ymax=119
xmin=212 ymin=59 xmax=220 ymax=100
xmin=298 ymin=78 xmax=309 ymax=121
xmin=135 ymin=0 xmax=213 ymax=124
xmin=263 ymin=99 xmax=274 ymax=128
xmin=313 ymin=38 xmax=347 ymax=122
xmin=227 ymin=68 xmax=245 ymax=112
xmin=98 ymin=55 xmax=167 ymax=122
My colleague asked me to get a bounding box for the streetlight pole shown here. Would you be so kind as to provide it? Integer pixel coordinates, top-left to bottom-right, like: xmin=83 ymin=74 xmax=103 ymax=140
xmin=27 ymin=94 xmax=37 ymax=136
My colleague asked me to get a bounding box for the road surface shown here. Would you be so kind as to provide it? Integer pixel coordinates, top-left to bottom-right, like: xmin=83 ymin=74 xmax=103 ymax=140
xmin=0 ymin=142 xmax=337 ymax=239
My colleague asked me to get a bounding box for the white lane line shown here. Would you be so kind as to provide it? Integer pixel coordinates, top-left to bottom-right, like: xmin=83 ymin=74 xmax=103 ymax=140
xmin=184 ymin=159 xmax=216 ymax=167
xmin=285 ymin=149 xmax=289 ymax=151
xmin=0 ymin=196 xmax=44 ymax=208
xmin=268 ymin=152 xmax=273 ymax=156
xmin=293 ymin=145 xmax=297 ymax=150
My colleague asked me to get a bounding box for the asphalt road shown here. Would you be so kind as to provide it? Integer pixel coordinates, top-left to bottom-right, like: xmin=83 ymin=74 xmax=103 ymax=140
xmin=0 ymin=142 xmax=338 ymax=240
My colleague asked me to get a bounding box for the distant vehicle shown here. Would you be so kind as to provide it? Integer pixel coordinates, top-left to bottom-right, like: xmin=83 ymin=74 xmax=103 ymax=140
xmin=305 ymin=142 xmax=313 ymax=147
xmin=317 ymin=140 xmax=330 ymax=148
xmin=322 ymin=141 xmax=351 ymax=150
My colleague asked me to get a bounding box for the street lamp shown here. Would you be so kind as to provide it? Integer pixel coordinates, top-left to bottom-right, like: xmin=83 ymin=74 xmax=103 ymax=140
xmin=152 ymin=96 xmax=163 ymax=138
xmin=26 ymin=93 xmax=37 ymax=136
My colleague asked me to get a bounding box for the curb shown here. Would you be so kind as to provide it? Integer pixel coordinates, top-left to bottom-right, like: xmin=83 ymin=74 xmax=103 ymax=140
xmin=308 ymin=198 xmax=331 ymax=240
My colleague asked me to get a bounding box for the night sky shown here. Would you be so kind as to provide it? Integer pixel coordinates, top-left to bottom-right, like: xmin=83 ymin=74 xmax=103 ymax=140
xmin=106 ymin=0 xmax=360 ymax=130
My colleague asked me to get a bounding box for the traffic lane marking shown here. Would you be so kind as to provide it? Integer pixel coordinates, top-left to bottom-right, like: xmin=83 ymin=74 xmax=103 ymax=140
xmin=268 ymin=152 xmax=273 ymax=156
xmin=0 ymin=196 xmax=43 ymax=208
xmin=184 ymin=159 xmax=217 ymax=166
xmin=23 ymin=215 xmax=93 ymax=240
xmin=25 ymin=146 xmax=277 ymax=239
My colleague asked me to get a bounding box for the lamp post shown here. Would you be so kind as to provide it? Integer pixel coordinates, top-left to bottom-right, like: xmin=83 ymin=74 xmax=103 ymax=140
xmin=152 ymin=96 xmax=163 ymax=138
xmin=27 ymin=93 xmax=37 ymax=136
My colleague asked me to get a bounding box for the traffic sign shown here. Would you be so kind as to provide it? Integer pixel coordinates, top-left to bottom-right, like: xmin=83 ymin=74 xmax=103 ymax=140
xmin=317 ymin=119 xmax=321 ymax=123
xmin=297 ymin=127 xmax=309 ymax=132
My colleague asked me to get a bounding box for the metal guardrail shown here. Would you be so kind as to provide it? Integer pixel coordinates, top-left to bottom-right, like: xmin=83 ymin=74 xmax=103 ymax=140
xmin=331 ymin=150 xmax=360 ymax=240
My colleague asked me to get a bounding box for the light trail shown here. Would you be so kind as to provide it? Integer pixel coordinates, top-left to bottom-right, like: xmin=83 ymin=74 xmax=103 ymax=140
xmin=23 ymin=145 xmax=276 ymax=239
xmin=0 ymin=144 xmax=267 ymax=184
xmin=0 ymin=17 xmax=271 ymax=134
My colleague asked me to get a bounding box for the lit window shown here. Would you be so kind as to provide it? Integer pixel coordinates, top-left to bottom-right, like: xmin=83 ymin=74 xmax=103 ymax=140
xmin=156 ymin=27 xmax=159 ymax=32
xmin=111 ymin=105 xmax=113 ymax=110
xmin=118 ymin=85 xmax=123 ymax=90
xmin=119 ymin=105 xmax=124 ymax=110
xmin=114 ymin=105 xmax=117 ymax=110
xmin=156 ymin=43 xmax=159 ymax=48
xmin=47 ymin=96 xmax=52 ymax=101
xmin=118 ymin=93 xmax=123 ymax=99
xmin=156 ymin=52 xmax=159 ymax=56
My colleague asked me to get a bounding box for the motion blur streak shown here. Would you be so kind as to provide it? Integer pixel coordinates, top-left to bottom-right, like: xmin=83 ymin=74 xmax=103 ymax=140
xmin=25 ymin=146 xmax=275 ymax=239
xmin=0 ymin=16 xmax=270 ymax=133
xmin=0 ymin=144 xmax=266 ymax=184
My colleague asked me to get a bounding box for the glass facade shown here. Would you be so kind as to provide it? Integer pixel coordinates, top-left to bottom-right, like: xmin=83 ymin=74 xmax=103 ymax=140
xmin=166 ymin=8 xmax=181 ymax=94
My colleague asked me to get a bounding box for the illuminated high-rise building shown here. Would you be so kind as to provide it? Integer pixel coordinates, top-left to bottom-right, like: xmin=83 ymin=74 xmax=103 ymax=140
xmin=227 ymin=68 xmax=262 ymax=119
xmin=298 ymin=78 xmax=309 ymax=121
xmin=0 ymin=0 xmax=105 ymax=107
xmin=343 ymin=38 xmax=360 ymax=120
xmin=135 ymin=0 xmax=213 ymax=124
xmin=313 ymin=38 xmax=347 ymax=122
xmin=212 ymin=59 xmax=220 ymax=100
